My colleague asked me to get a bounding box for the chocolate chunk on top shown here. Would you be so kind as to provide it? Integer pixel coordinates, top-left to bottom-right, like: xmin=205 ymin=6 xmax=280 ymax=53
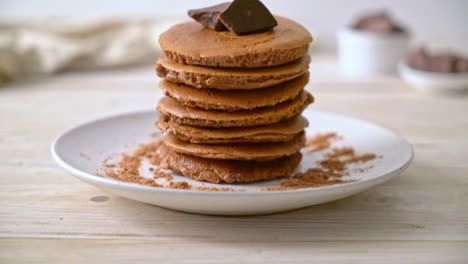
xmin=220 ymin=0 xmax=278 ymax=35
xmin=188 ymin=2 xmax=230 ymax=31
xmin=187 ymin=0 xmax=277 ymax=35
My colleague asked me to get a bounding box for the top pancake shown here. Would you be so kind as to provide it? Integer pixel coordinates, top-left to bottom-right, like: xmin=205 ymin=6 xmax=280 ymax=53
xmin=159 ymin=16 xmax=313 ymax=68
xmin=155 ymin=55 xmax=310 ymax=90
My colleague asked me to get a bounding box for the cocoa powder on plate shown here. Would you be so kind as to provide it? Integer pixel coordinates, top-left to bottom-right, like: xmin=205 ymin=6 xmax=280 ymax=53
xmin=99 ymin=132 xmax=377 ymax=191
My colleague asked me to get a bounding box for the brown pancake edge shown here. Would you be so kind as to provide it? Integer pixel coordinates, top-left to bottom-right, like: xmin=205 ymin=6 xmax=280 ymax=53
xmin=156 ymin=115 xmax=308 ymax=144
xmin=157 ymin=143 xmax=302 ymax=183
xmin=156 ymin=91 xmax=314 ymax=128
xmin=162 ymin=132 xmax=306 ymax=161
xmin=158 ymin=72 xmax=309 ymax=112
xmin=155 ymin=55 xmax=311 ymax=90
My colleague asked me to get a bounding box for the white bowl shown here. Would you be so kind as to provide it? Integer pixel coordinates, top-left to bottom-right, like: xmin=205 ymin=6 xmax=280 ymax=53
xmin=398 ymin=61 xmax=468 ymax=94
xmin=338 ymin=27 xmax=409 ymax=76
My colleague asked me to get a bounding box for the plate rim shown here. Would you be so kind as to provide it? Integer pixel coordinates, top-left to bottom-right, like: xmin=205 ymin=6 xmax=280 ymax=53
xmin=51 ymin=109 xmax=414 ymax=196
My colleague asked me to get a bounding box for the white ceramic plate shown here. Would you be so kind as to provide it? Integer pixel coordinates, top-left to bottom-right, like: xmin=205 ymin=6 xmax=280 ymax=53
xmin=398 ymin=61 xmax=468 ymax=94
xmin=51 ymin=109 xmax=413 ymax=215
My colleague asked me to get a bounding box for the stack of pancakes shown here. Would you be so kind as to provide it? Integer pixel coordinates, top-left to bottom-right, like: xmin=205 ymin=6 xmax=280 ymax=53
xmin=154 ymin=16 xmax=313 ymax=184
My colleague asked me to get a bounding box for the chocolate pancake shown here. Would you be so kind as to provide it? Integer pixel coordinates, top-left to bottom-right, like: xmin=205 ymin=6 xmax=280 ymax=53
xmin=156 ymin=115 xmax=308 ymax=144
xmin=159 ymin=73 xmax=308 ymax=111
xmin=156 ymin=91 xmax=313 ymax=128
xmin=155 ymin=55 xmax=310 ymax=90
xmin=157 ymin=143 xmax=302 ymax=183
xmin=159 ymin=16 xmax=312 ymax=68
xmin=162 ymin=132 xmax=305 ymax=161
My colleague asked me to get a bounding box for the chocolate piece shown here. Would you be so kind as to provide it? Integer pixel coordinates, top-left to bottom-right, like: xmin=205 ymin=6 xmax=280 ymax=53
xmin=430 ymin=55 xmax=457 ymax=73
xmin=353 ymin=12 xmax=405 ymax=33
xmin=219 ymin=0 xmax=277 ymax=35
xmin=455 ymin=59 xmax=468 ymax=73
xmin=188 ymin=2 xmax=230 ymax=31
xmin=187 ymin=0 xmax=277 ymax=35
xmin=408 ymin=47 xmax=430 ymax=71
xmin=408 ymin=46 xmax=468 ymax=73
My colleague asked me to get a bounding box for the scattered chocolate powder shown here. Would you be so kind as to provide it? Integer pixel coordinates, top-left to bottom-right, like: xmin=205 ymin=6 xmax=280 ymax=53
xmin=168 ymin=181 xmax=191 ymax=189
xmin=80 ymin=152 xmax=91 ymax=160
xmin=325 ymin=147 xmax=377 ymax=166
xmin=153 ymin=167 xmax=173 ymax=181
xmin=99 ymin=137 xmax=244 ymax=191
xmin=101 ymin=139 xmax=164 ymax=188
xmin=195 ymin=186 xmax=247 ymax=192
xmin=345 ymin=153 xmax=377 ymax=164
xmin=327 ymin=146 xmax=354 ymax=158
xmin=99 ymin=132 xmax=377 ymax=192
xmin=305 ymin=132 xmax=341 ymax=152
xmin=103 ymin=153 xmax=162 ymax=188
xmin=163 ymin=174 xmax=174 ymax=182
xmin=151 ymin=132 xmax=162 ymax=138
xmin=353 ymin=166 xmax=374 ymax=173
xmin=102 ymin=156 xmax=115 ymax=167
xmin=261 ymin=145 xmax=377 ymax=191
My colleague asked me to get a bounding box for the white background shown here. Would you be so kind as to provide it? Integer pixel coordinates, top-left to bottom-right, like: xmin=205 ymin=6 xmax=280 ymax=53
xmin=1 ymin=0 xmax=467 ymax=50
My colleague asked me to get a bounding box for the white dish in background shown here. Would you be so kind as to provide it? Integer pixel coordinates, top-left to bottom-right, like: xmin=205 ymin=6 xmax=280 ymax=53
xmin=398 ymin=61 xmax=468 ymax=94
xmin=338 ymin=27 xmax=409 ymax=76
xmin=51 ymin=109 xmax=413 ymax=215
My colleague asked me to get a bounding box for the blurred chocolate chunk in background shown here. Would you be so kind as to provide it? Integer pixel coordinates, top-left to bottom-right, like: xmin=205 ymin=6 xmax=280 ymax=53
xmin=408 ymin=47 xmax=468 ymax=73
xmin=352 ymin=12 xmax=405 ymax=33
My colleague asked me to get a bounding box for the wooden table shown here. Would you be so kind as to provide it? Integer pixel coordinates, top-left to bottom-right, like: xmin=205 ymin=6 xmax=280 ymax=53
xmin=1 ymin=54 xmax=467 ymax=263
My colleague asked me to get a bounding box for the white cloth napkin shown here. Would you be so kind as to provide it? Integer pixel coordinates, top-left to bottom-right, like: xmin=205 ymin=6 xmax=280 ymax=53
xmin=0 ymin=17 xmax=182 ymax=82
